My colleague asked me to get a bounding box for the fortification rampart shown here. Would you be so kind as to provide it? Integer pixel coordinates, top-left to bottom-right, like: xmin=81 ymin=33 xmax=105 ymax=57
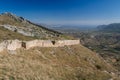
xmin=0 ymin=39 xmax=80 ymax=52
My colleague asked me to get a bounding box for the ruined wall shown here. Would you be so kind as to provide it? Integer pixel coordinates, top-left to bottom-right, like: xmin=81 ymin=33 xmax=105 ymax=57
xmin=63 ymin=40 xmax=80 ymax=46
xmin=0 ymin=41 xmax=7 ymax=52
xmin=25 ymin=40 xmax=80 ymax=49
xmin=25 ymin=40 xmax=43 ymax=49
xmin=0 ymin=39 xmax=80 ymax=52
xmin=7 ymin=40 xmax=22 ymax=50
xmin=0 ymin=40 xmax=22 ymax=51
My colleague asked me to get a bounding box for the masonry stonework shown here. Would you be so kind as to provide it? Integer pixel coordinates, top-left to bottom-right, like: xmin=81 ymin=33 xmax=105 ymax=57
xmin=0 ymin=39 xmax=80 ymax=52
xmin=0 ymin=40 xmax=22 ymax=52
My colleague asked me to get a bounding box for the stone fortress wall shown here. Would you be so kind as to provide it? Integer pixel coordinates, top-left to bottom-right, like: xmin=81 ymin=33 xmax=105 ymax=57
xmin=0 ymin=39 xmax=80 ymax=52
xmin=0 ymin=40 xmax=21 ymax=52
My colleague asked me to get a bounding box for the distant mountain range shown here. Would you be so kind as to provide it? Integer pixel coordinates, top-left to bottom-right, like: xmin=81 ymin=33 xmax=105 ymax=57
xmin=42 ymin=23 xmax=120 ymax=33
xmin=41 ymin=24 xmax=97 ymax=33
xmin=97 ymin=23 xmax=120 ymax=32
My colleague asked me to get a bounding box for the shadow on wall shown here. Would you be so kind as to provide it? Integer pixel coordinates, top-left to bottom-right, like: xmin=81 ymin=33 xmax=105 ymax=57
xmin=22 ymin=42 xmax=26 ymax=48
xmin=51 ymin=40 xmax=56 ymax=45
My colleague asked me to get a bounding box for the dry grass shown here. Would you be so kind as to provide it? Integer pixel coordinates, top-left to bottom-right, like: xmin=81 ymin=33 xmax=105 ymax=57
xmin=0 ymin=45 xmax=119 ymax=80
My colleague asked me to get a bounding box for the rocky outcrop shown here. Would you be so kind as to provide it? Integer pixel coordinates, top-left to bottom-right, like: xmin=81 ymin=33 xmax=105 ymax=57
xmin=2 ymin=25 xmax=35 ymax=36
xmin=0 ymin=40 xmax=80 ymax=52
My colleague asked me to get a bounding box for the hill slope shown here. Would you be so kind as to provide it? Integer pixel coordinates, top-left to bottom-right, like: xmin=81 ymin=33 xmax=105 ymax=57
xmin=0 ymin=45 xmax=119 ymax=80
xmin=0 ymin=26 xmax=35 ymax=42
xmin=0 ymin=12 xmax=65 ymax=40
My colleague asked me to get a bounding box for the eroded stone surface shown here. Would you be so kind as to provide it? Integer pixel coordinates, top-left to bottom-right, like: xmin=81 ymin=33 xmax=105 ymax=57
xmin=0 ymin=40 xmax=22 ymax=52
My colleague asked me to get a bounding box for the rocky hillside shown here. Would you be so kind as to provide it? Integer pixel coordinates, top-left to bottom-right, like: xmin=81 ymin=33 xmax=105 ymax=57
xmin=55 ymin=23 xmax=120 ymax=71
xmin=0 ymin=12 xmax=66 ymax=40
xmin=0 ymin=45 xmax=119 ymax=80
xmin=80 ymin=32 xmax=120 ymax=70
xmin=65 ymin=30 xmax=120 ymax=71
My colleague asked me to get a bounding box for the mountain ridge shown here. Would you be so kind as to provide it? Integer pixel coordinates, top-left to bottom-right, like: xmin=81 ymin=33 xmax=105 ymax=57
xmin=0 ymin=12 xmax=66 ymax=40
xmin=97 ymin=23 xmax=120 ymax=32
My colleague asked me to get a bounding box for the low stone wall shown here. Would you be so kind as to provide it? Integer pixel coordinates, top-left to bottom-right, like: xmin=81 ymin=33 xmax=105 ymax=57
xmin=0 ymin=39 xmax=80 ymax=52
xmin=25 ymin=40 xmax=80 ymax=49
xmin=0 ymin=40 xmax=22 ymax=52
xmin=25 ymin=40 xmax=44 ymax=49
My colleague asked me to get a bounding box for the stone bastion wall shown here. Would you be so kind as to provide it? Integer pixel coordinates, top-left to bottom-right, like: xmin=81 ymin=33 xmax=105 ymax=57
xmin=0 ymin=39 xmax=80 ymax=52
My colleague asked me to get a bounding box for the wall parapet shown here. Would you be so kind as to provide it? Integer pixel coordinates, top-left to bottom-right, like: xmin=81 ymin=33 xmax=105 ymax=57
xmin=0 ymin=39 xmax=80 ymax=52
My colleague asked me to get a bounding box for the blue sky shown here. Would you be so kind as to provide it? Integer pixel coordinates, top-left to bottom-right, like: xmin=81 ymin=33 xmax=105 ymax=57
xmin=0 ymin=0 xmax=120 ymax=25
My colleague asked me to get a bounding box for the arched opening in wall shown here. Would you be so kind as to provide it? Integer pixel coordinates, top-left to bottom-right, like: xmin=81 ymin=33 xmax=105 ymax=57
xmin=51 ymin=40 xmax=56 ymax=45
xmin=22 ymin=42 xmax=26 ymax=48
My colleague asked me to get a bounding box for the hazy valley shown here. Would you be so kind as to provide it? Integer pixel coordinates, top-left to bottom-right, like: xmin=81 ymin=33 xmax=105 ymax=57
xmin=52 ymin=23 xmax=120 ymax=72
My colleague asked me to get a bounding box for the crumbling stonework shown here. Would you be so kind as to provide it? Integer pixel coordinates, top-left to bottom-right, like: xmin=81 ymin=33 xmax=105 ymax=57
xmin=0 ymin=39 xmax=80 ymax=52
xmin=25 ymin=40 xmax=44 ymax=49
xmin=0 ymin=40 xmax=22 ymax=52
xmin=25 ymin=40 xmax=80 ymax=49
xmin=7 ymin=40 xmax=22 ymax=50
